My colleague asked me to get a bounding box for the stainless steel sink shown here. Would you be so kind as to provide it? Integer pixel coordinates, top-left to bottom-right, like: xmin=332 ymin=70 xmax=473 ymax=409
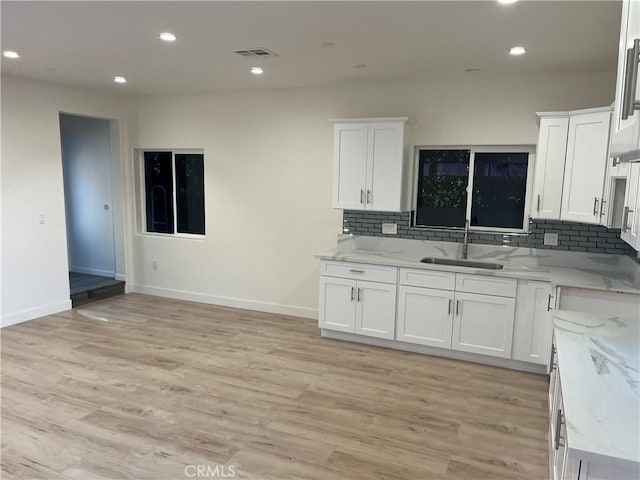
xmin=420 ymin=257 xmax=504 ymax=270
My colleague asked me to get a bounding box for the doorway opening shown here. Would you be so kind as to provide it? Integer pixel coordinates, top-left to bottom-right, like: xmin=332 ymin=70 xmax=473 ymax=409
xmin=59 ymin=113 xmax=124 ymax=306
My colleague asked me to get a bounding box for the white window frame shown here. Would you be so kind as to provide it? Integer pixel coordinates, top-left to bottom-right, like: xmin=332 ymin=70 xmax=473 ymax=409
xmin=137 ymin=149 xmax=206 ymax=239
xmin=412 ymin=145 xmax=536 ymax=234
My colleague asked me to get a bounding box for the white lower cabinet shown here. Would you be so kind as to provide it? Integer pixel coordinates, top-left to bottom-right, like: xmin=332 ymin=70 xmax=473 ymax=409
xmin=512 ymin=281 xmax=554 ymax=366
xmin=319 ymin=276 xmax=357 ymax=333
xmin=549 ymin=336 xmax=639 ymax=480
xmin=452 ymin=292 xmax=515 ymax=359
xmin=355 ymin=280 xmax=397 ymax=340
xmin=319 ymin=271 xmax=396 ymax=340
xmin=319 ymin=261 xmax=552 ymax=369
xmin=396 ymin=285 xmax=454 ymax=348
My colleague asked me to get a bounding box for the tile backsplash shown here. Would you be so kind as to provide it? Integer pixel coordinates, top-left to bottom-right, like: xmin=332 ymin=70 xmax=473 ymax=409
xmin=342 ymin=210 xmax=637 ymax=256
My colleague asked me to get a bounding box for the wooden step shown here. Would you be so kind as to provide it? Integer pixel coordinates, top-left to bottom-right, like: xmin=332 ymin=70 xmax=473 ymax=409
xmin=71 ymin=281 xmax=125 ymax=307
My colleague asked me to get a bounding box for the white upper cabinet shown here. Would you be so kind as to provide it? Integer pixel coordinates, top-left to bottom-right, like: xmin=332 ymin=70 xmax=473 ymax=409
xmin=561 ymin=111 xmax=611 ymax=223
xmin=533 ymin=108 xmax=612 ymax=225
xmin=532 ymin=117 xmax=569 ymax=220
xmin=332 ymin=122 xmax=368 ymax=210
xmin=332 ymin=118 xmax=410 ymax=212
xmin=621 ymin=163 xmax=640 ymax=249
xmin=611 ymin=0 xmax=640 ymax=161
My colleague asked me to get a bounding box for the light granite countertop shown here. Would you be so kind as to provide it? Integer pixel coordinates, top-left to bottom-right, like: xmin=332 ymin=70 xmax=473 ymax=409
xmin=316 ymin=235 xmax=640 ymax=294
xmin=553 ymin=310 xmax=640 ymax=472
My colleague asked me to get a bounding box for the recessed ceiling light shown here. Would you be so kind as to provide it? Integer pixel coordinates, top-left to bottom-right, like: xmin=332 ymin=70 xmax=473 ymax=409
xmin=509 ymin=46 xmax=526 ymax=56
xmin=250 ymin=67 xmax=264 ymax=75
xmin=159 ymin=32 xmax=177 ymax=42
xmin=3 ymin=50 xmax=20 ymax=59
xmin=114 ymin=76 xmax=127 ymax=84
xmin=498 ymin=0 xmax=518 ymax=4
xmin=353 ymin=64 xmax=367 ymax=69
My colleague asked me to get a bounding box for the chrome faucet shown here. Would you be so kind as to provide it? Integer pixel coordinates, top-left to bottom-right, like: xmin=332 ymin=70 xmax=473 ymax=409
xmin=461 ymin=219 xmax=470 ymax=259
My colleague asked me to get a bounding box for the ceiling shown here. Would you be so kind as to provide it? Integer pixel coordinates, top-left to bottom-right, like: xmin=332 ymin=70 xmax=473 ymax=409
xmin=1 ymin=1 xmax=622 ymax=95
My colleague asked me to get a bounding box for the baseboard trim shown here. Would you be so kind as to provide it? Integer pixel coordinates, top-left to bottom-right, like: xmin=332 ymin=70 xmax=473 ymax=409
xmin=70 ymin=266 xmax=116 ymax=278
xmin=321 ymin=329 xmax=547 ymax=374
xmin=1 ymin=300 xmax=72 ymax=328
xmin=130 ymin=284 xmax=318 ymax=320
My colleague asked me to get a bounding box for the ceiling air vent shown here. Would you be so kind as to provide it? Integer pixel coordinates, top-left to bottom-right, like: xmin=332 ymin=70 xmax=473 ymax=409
xmin=233 ymin=47 xmax=279 ymax=58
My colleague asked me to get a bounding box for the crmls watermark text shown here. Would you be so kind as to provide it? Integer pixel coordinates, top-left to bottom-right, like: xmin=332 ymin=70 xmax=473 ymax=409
xmin=184 ymin=464 xmax=236 ymax=478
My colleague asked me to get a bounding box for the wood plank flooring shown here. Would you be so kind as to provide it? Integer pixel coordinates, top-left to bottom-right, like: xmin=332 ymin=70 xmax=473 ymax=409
xmin=1 ymin=294 xmax=549 ymax=479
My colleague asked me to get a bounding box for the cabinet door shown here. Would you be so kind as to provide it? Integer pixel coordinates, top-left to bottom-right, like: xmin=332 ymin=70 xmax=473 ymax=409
xmin=452 ymin=292 xmax=516 ymax=359
xmin=512 ymin=281 xmax=553 ymax=365
xmin=622 ymin=162 xmax=640 ymax=249
xmin=355 ymin=280 xmax=397 ymax=340
xmin=396 ymin=285 xmax=454 ymax=348
xmin=611 ymin=0 xmax=640 ymax=158
xmin=560 ymin=112 xmax=611 ymax=224
xmin=318 ymin=276 xmax=356 ymax=333
xmin=561 ymin=111 xmax=611 ymax=224
xmin=332 ymin=123 xmax=368 ymax=209
xmin=365 ymin=121 xmax=405 ymax=211
xmin=533 ymin=117 xmax=569 ymax=220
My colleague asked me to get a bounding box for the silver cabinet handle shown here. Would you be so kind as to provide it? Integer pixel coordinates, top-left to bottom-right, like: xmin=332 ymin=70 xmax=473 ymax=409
xmin=599 ymin=199 xmax=606 ymax=217
xmin=448 ymin=299 xmax=452 ymax=315
xmin=360 ymin=189 xmax=364 ymax=204
xmin=622 ymin=39 xmax=640 ymax=120
xmin=554 ymin=409 xmax=563 ymax=450
xmin=593 ymin=197 xmax=599 ymax=216
xmin=366 ymin=190 xmax=371 ymax=204
xmin=536 ymin=194 xmax=541 ymax=213
xmin=351 ymin=287 xmax=355 ymax=301
xmin=357 ymin=288 xmax=361 ymax=302
xmin=455 ymin=300 xmax=460 ymax=316
xmin=547 ymin=294 xmax=553 ymax=312
xmin=623 ymin=206 xmax=633 ymax=232
xmin=613 ymin=156 xmax=620 ymax=167
xmin=349 ymin=269 xmax=364 ymax=274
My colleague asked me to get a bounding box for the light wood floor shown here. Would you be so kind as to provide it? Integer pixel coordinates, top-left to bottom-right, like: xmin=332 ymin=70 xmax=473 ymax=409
xmin=1 ymin=294 xmax=549 ymax=480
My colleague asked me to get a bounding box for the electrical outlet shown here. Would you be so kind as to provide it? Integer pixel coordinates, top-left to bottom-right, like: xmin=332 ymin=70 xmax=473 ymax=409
xmin=152 ymin=261 xmax=158 ymax=270
xmin=544 ymin=233 xmax=559 ymax=246
xmin=38 ymin=214 xmax=46 ymax=225
xmin=382 ymin=223 xmax=397 ymax=235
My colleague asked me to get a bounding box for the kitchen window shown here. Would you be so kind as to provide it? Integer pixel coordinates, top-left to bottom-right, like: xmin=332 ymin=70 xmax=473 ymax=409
xmin=413 ymin=146 xmax=534 ymax=232
xmin=141 ymin=150 xmax=205 ymax=236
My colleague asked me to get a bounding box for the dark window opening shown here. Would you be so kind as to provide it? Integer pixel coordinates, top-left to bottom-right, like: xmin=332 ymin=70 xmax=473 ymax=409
xmin=414 ymin=148 xmax=531 ymax=231
xmin=143 ymin=151 xmax=205 ymax=235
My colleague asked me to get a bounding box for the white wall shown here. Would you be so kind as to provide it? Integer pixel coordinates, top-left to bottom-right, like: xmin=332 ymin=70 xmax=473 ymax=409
xmin=1 ymin=76 xmax=129 ymax=326
xmin=128 ymin=71 xmax=615 ymax=319
xmin=60 ymin=114 xmax=116 ymax=277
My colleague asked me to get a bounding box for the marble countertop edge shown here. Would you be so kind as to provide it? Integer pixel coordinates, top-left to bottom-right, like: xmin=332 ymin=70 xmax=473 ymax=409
xmin=316 ymin=249 xmax=640 ymax=295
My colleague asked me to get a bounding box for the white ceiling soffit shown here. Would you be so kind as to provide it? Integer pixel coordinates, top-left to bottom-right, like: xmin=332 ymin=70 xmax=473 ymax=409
xmin=0 ymin=1 xmax=621 ymax=95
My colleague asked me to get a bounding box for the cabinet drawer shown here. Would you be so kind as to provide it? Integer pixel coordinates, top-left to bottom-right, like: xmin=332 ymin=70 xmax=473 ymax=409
xmin=455 ymin=274 xmax=517 ymax=297
xmin=399 ymin=268 xmax=456 ymax=290
xmin=320 ymin=261 xmax=397 ymax=284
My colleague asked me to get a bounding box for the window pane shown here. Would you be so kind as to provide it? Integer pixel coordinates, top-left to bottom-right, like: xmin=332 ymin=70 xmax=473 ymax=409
xmin=144 ymin=151 xmax=174 ymax=234
xmin=175 ymin=154 xmax=205 ymax=235
xmin=471 ymin=152 xmax=529 ymax=229
xmin=415 ymin=149 xmax=469 ymax=228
